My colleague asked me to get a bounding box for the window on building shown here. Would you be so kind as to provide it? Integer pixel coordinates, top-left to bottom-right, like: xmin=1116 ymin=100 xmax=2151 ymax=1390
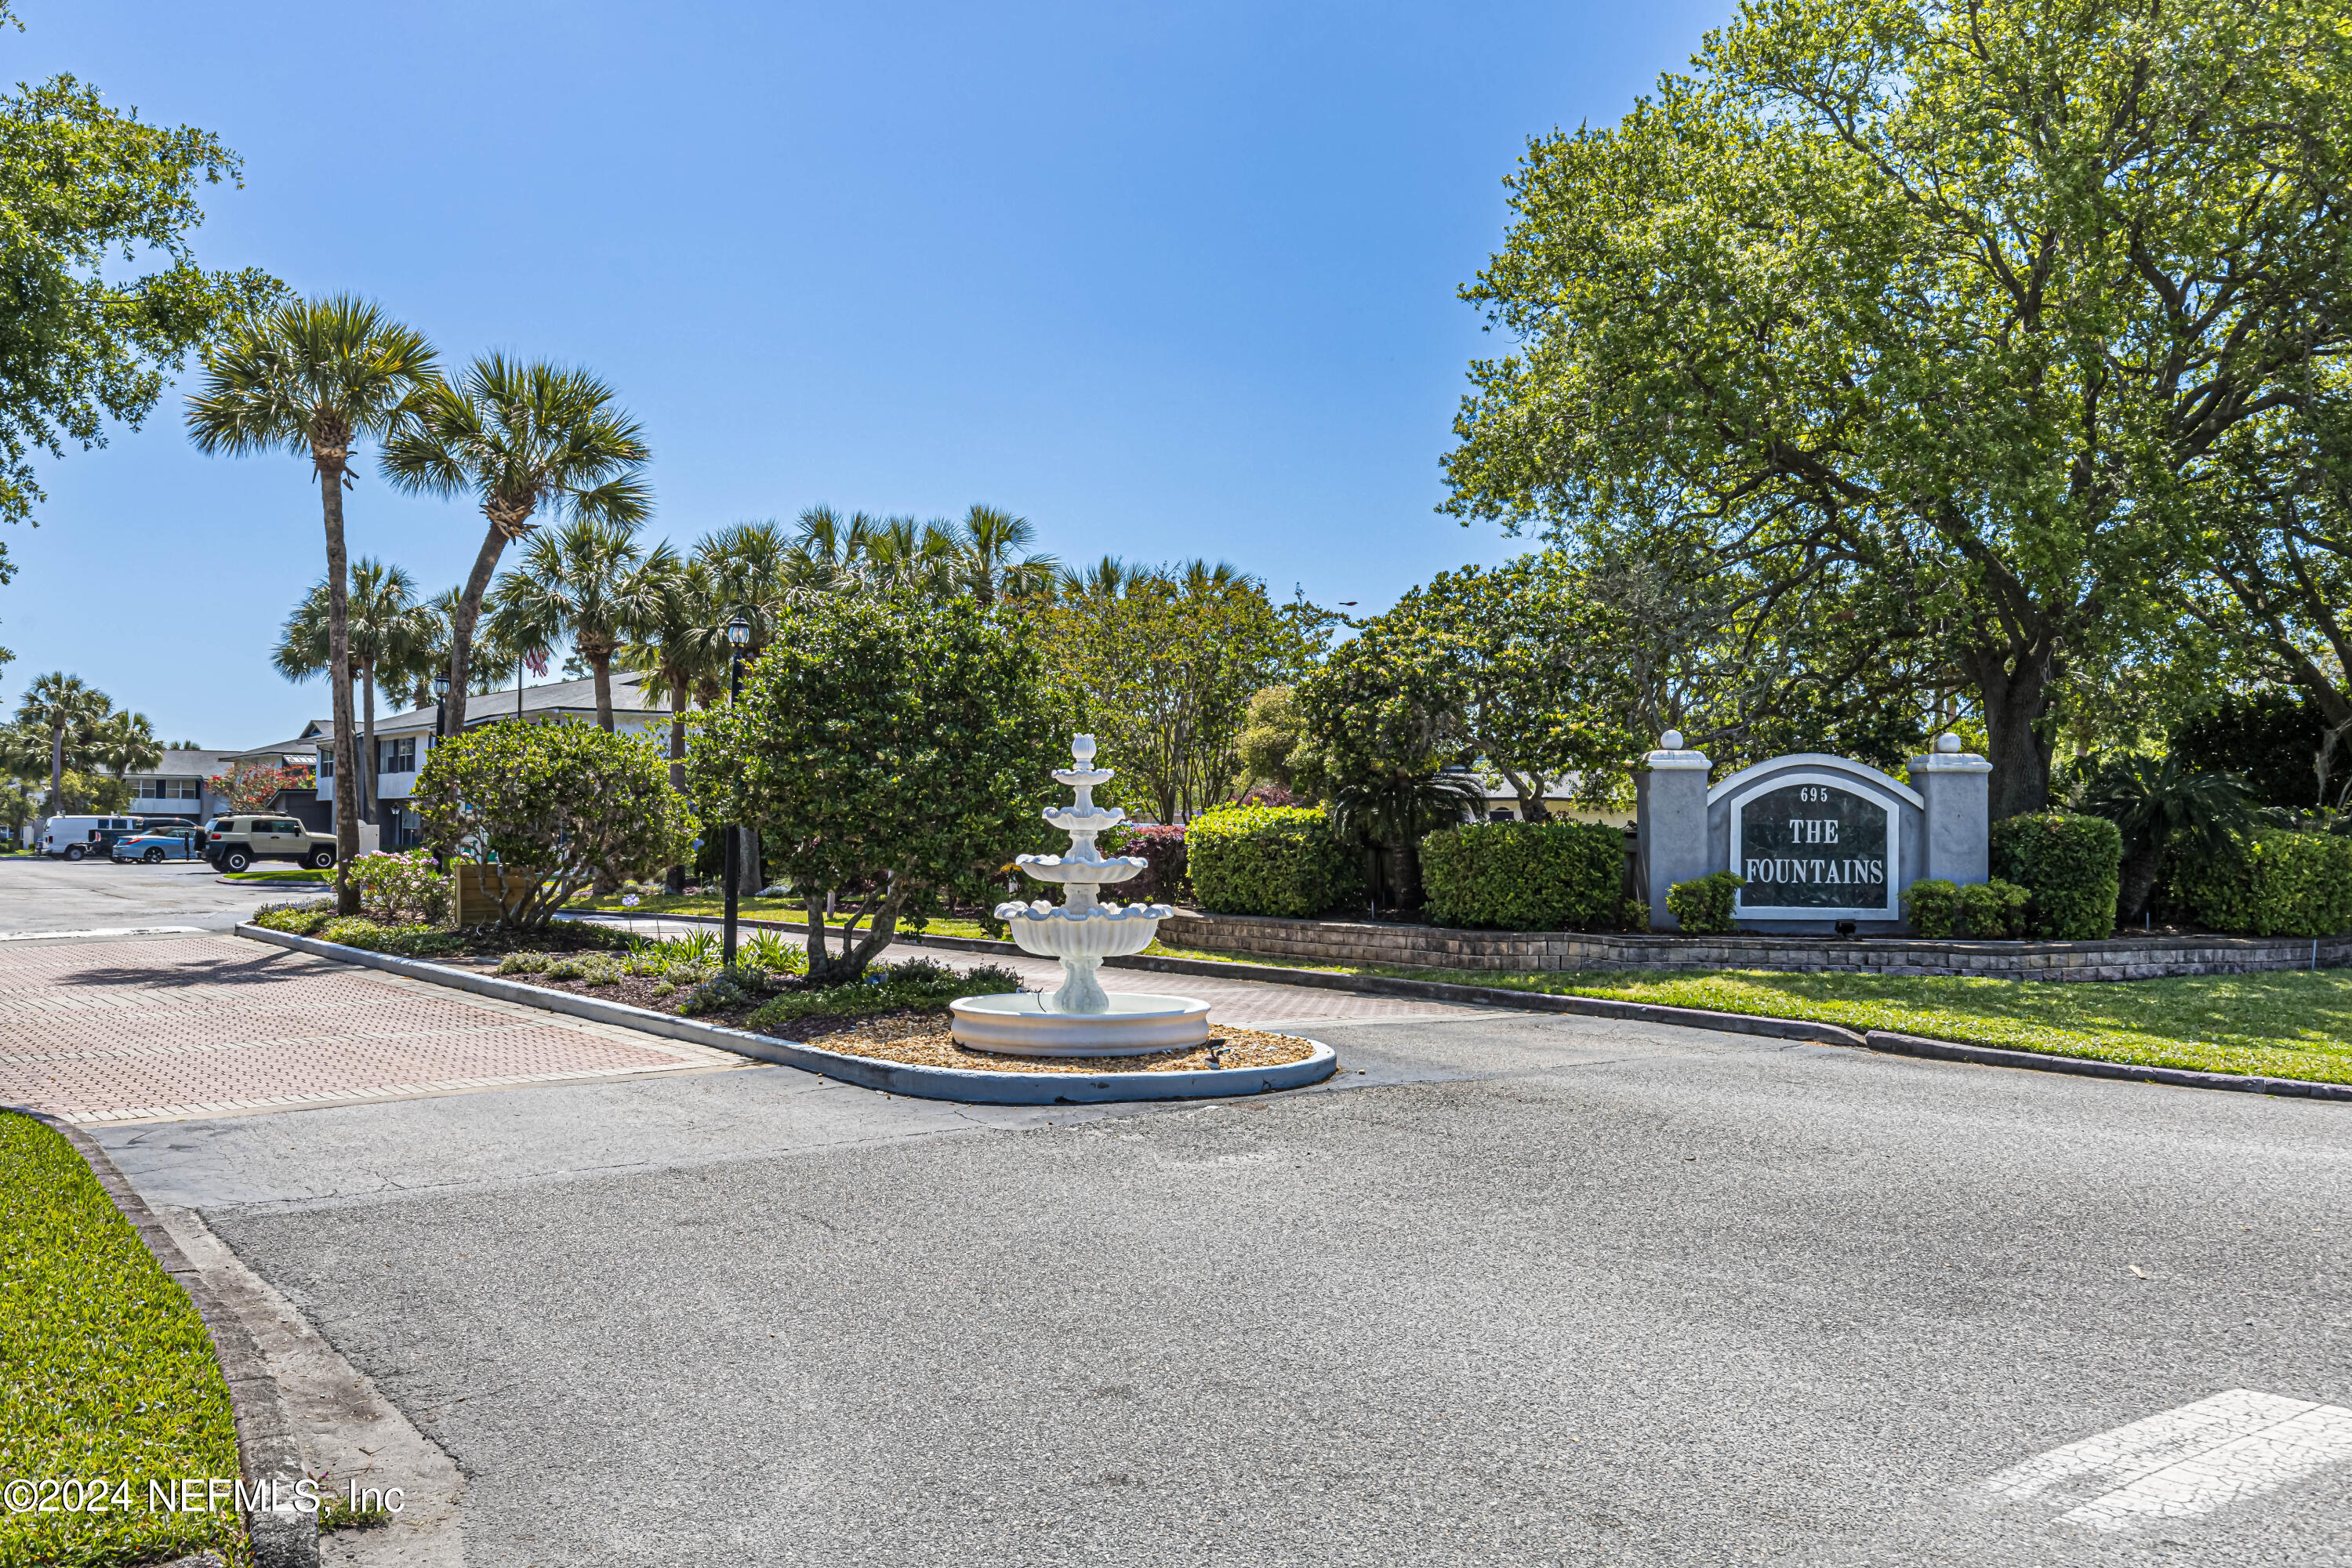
xmin=376 ymin=737 xmax=417 ymax=774
xmin=318 ymin=754 xmax=333 ymax=779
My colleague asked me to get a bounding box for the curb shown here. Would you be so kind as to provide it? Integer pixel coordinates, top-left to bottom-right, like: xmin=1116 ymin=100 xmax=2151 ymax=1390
xmin=13 ymin=1110 xmax=318 ymax=1568
xmin=233 ymin=924 xmax=1338 ymax=1105
xmin=1862 ymin=1030 xmax=2352 ymax=1102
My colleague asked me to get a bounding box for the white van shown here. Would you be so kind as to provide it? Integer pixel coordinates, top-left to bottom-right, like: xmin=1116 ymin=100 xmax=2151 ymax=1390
xmin=39 ymin=815 xmax=138 ymax=861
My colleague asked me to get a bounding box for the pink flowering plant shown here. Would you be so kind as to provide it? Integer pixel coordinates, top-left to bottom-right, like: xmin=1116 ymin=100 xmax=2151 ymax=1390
xmin=345 ymin=850 xmax=450 ymax=924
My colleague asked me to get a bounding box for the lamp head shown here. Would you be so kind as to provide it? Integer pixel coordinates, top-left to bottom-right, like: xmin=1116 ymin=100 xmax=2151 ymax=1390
xmin=433 ymin=673 xmax=451 ymax=699
xmin=726 ymin=617 xmax=751 ymax=651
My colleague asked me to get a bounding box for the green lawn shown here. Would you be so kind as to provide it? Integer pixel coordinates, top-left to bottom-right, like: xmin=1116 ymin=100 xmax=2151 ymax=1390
xmin=0 ymin=1113 xmax=245 ymax=1567
xmin=223 ymin=867 xmax=328 ymax=884
xmin=1146 ymin=942 xmax=2352 ymax=1085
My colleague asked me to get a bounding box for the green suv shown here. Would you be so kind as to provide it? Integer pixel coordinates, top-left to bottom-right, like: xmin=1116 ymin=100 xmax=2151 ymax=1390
xmin=206 ymin=815 xmax=337 ymax=873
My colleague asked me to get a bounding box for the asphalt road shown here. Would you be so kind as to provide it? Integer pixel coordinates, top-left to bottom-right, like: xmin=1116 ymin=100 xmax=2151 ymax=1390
xmin=95 ymin=999 xmax=2352 ymax=1565
xmin=0 ymin=851 xmax=278 ymax=937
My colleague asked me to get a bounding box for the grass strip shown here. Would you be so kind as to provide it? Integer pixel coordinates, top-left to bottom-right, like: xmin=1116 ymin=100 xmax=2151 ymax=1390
xmin=0 ymin=1112 xmax=245 ymax=1568
xmin=1142 ymin=942 xmax=2352 ymax=1085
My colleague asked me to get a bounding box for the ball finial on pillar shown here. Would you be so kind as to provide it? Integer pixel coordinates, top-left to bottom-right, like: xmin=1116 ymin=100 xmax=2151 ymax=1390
xmin=1660 ymin=729 xmax=1685 ymax=752
xmin=1936 ymin=731 xmax=1962 ymax=755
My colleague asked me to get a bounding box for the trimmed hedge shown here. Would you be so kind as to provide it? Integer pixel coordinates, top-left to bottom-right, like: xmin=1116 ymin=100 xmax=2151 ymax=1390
xmin=1420 ymin=821 xmax=1623 ymax=931
xmin=1991 ymin=812 xmax=2121 ymax=939
xmin=1904 ymin=877 xmax=2031 ymax=938
xmin=2170 ymin=829 xmax=2352 ymax=937
xmin=1665 ymin=871 xmax=1743 ymax=934
xmin=1186 ymin=806 xmax=1363 ymax=919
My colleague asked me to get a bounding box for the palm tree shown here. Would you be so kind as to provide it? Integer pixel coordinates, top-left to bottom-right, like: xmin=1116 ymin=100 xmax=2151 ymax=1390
xmin=273 ymin=558 xmax=434 ymax=824
xmin=1059 ymin=554 xmax=1136 ymax=603
xmin=15 ymin=672 xmax=109 ymax=814
xmin=406 ymin=589 xmax=542 ymax=709
xmin=618 ymin=547 xmax=727 ymax=772
xmin=953 ymin=505 xmax=1058 ymax=604
xmin=381 ymin=354 xmax=650 ymax=735
xmin=489 ymin=517 xmax=647 ymax=731
xmin=785 ymin=506 xmax=879 ymax=591
xmin=87 ymin=709 xmax=163 ymax=780
xmin=2082 ymin=753 xmax=2257 ymax=925
xmin=186 ymin=296 xmax=437 ymax=908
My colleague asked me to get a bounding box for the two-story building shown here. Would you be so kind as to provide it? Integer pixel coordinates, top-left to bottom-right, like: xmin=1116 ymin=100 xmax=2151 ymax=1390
xmin=311 ymin=673 xmax=673 ymax=847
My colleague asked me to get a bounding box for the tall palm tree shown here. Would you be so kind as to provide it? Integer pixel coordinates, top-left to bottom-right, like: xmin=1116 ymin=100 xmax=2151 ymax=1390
xmin=953 ymin=504 xmax=1058 ymax=604
xmin=87 ymin=709 xmax=162 ymax=782
xmin=785 ymin=505 xmax=879 ymax=591
xmin=273 ymin=558 xmax=434 ymax=824
xmin=489 ymin=517 xmax=647 ymax=731
xmin=381 ymin=354 xmax=650 ymax=735
xmin=618 ymin=547 xmax=727 ymax=774
xmin=698 ymin=521 xmax=800 ymax=659
xmin=1059 ymin=554 xmax=1135 ymax=604
xmin=407 ymin=589 xmax=541 ymax=708
xmin=186 ymin=296 xmax=437 ymax=907
xmin=15 ymin=672 xmax=108 ymax=813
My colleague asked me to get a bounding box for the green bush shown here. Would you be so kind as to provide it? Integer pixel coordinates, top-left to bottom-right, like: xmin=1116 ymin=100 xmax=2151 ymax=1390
xmin=1904 ymin=879 xmax=1961 ymax=938
xmin=1907 ymin=877 xmax=2031 ymax=938
xmin=1664 ymin=871 xmax=1743 ymax=935
xmin=2171 ymin=829 xmax=2352 ymax=936
xmin=1186 ymin=806 xmax=1363 ymax=919
xmin=314 ymin=916 xmax=466 ymax=958
xmin=744 ymin=958 xmax=1025 ymax=1030
xmin=1419 ymin=821 xmax=1624 ymax=930
xmin=1991 ymin=812 xmax=2122 ymax=938
xmin=1959 ymin=879 xmax=2031 ymax=938
xmin=252 ymin=898 xmax=336 ymax=935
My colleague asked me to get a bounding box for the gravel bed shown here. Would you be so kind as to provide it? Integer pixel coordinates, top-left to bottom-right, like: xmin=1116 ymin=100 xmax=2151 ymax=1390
xmin=437 ymin=963 xmax=1317 ymax=1074
xmin=794 ymin=1014 xmax=1319 ymax=1075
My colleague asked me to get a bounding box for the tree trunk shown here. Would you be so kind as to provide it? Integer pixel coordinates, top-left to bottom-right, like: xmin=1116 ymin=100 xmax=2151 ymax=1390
xmin=445 ymin=519 xmax=510 ymax=738
xmin=361 ymin=666 xmax=377 ymax=826
xmin=1961 ymin=639 xmax=2057 ymax=822
xmin=665 ymin=677 xmax=688 ymax=894
xmin=321 ymin=460 xmax=361 ymax=915
xmin=590 ymin=649 xmax=615 ymax=731
xmin=47 ymin=720 xmax=63 ymax=815
xmin=2117 ymin=844 xmax=2163 ymax=927
xmin=735 ymin=825 xmax=761 ymax=897
xmin=804 ymin=883 xmax=904 ymax=985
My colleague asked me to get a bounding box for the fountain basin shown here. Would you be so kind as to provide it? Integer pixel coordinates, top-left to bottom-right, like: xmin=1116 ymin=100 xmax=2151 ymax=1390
xmin=1000 ymin=902 xmax=1171 ymax=962
xmin=949 ymin=991 xmax=1212 ymax=1054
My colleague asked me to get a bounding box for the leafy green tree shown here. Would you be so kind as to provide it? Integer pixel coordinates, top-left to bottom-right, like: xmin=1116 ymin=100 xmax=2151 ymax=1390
xmin=0 ymin=777 xmax=35 ymax=839
xmin=1444 ymin=0 xmax=2352 ymax=818
xmin=273 ymin=557 xmax=434 ymax=823
xmin=686 ymin=595 xmax=1061 ymax=984
xmin=1043 ymin=562 xmax=1328 ymax=822
xmin=1233 ymin=685 xmax=1326 ymax=801
xmin=0 ymin=0 xmax=278 ymax=543
xmin=187 ymin=295 xmax=437 ymax=908
xmin=415 ymin=721 xmax=695 ymax=928
xmin=488 ymin=517 xmax=648 ymax=731
xmin=380 ymin=354 xmax=649 ymax=735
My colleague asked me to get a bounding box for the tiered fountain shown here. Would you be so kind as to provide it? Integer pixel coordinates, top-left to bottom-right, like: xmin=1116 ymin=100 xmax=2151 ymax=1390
xmin=948 ymin=735 xmax=1213 ymax=1055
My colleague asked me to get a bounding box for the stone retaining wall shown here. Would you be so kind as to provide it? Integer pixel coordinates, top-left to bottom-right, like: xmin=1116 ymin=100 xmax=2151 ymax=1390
xmin=1154 ymin=911 xmax=2352 ymax=982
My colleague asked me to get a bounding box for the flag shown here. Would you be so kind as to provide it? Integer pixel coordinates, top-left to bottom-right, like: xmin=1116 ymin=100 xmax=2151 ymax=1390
xmin=523 ymin=648 xmax=549 ymax=678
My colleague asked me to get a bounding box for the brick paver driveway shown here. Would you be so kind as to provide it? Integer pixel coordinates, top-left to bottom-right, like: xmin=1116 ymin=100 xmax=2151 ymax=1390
xmin=0 ymin=935 xmax=742 ymax=1124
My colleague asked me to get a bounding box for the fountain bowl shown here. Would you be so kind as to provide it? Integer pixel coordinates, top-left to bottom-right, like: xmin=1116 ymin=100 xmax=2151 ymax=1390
xmin=949 ymin=991 xmax=1211 ymax=1054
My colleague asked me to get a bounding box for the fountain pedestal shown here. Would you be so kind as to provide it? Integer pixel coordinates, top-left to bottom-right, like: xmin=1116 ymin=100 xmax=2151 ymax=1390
xmin=949 ymin=735 xmax=1212 ymax=1056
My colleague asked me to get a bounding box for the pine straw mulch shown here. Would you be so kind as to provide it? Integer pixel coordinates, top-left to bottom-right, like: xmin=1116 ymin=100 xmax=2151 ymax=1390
xmin=782 ymin=1011 xmax=1321 ymax=1076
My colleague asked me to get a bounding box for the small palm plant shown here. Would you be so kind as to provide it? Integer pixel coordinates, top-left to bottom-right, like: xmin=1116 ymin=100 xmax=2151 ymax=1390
xmin=2081 ymin=752 xmax=2256 ymax=925
xmin=186 ymin=295 xmax=437 ymax=909
xmin=380 ymin=354 xmax=650 ymax=735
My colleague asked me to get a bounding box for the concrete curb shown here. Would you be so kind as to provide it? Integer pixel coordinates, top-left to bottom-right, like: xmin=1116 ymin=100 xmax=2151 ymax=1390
xmin=1863 ymin=1030 xmax=2352 ymax=1102
xmin=13 ymin=1109 xmax=319 ymax=1568
xmin=233 ymin=924 xmax=1338 ymax=1105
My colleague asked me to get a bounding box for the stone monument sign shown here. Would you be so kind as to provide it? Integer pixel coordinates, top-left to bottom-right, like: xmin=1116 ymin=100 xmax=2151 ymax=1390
xmin=1635 ymin=731 xmax=1991 ymax=933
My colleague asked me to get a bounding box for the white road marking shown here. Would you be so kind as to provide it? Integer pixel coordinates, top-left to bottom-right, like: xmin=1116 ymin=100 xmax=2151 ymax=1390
xmin=1986 ymin=1388 xmax=2352 ymax=1532
xmin=0 ymin=924 xmax=206 ymax=942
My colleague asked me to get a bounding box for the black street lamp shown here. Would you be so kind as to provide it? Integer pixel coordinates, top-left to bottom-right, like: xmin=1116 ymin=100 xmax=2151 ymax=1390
xmin=722 ymin=615 xmax=751 ymax=966
xmin=432 ymin=673 xmax=451 ymax=739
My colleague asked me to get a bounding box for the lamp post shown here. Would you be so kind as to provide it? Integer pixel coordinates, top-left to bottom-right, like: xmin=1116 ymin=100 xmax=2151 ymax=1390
xmin=722 ymin=615 xmax=751 ymax=967
xmin=432 ymin=673 xmax=451 ymax=739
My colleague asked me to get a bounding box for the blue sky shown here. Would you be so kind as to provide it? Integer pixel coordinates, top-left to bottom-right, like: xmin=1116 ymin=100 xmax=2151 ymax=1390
xmin=3 ymin=0 xmax=1730 ymax=745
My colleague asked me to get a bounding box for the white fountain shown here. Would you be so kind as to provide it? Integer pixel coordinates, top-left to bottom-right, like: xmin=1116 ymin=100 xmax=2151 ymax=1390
xmin=948 ymin=735 xmax=1212 ymax=1055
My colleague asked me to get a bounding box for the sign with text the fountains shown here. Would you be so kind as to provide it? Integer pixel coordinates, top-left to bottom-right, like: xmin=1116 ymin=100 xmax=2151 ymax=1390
xmin=1734 ymin=780 xmax=1889 ymax=909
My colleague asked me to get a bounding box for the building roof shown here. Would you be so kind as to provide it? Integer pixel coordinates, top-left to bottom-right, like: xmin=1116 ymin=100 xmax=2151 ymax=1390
xmin=292 ymin=672 xmax=670 ymax=743
xmin=122 ymin=750 xmax=247 ymax=779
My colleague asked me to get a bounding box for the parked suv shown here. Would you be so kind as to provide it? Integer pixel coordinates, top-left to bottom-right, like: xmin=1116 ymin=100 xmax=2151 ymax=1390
xmin=206 ymin=815 xmax=337 ymax=873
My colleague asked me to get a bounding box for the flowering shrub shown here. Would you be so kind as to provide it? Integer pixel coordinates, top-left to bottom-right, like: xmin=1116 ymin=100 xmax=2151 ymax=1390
xmin=345 ymin=850 xmax=449 ymax=924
